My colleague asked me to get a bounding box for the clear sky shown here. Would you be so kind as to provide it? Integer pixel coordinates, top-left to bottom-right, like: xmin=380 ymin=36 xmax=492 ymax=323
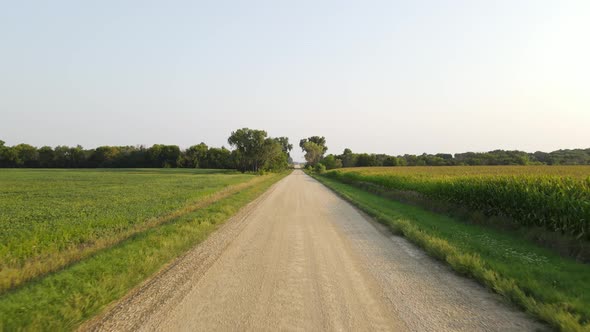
xmin=1 ymin=0 xmax=589 ymax=161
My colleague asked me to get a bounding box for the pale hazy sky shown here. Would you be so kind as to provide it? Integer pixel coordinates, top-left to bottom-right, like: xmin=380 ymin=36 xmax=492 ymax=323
xmin=1 ymin=1 xmax=589 ymax=161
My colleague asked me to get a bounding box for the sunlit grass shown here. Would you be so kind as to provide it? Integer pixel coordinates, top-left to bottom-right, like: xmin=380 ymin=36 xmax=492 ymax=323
xmin=0 ymin=169 xmax=254 ymax=292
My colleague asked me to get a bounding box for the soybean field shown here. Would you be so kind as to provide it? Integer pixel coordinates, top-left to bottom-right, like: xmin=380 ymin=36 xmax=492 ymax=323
xmin=0 ymin=168 xmax=255 ymax=292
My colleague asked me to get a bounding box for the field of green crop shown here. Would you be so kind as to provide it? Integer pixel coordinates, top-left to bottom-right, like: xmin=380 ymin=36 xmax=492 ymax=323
xmin=0 ymin=168 xmax=256 ymax=293
xmin=325 ymin=166 xmax=590 ymax=239
xmin=0 ymin=169 xmax=288 ymax=330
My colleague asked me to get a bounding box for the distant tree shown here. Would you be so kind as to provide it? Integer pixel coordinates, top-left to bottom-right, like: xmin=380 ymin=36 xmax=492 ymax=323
xmin=228 ymin=128 xmax=268 ymax=172
xmin=148 ymin=144 xmax=181 ymax=168
xmin=274 ymin=137 xmax=293 ymax=157
xmin=383 ymin=156 xmax=399 ymax=166
xmin=416 ymin=157 xmax=427 ymax=166
xmin=53 ymin=146 xmax=69 ymax=168
xmin=182 ymin=143 xmax=209 ymax=168
xmin=113 ymin=146 xmax=146 ymax=167
xmin=397 ymin=157 xmax=408 ymax=166
xmin=2 ymin=138 xmax=589 ymax=169
xmin=340 ymin=148 xmax=357 ymax=168
xmin=230 ymin=149 xmax=246 ymax=172
xmin=533 ymin=151 xmax=551 ymax=164
xmin=299 ymin=136 xmax=327 ymax=153
xmin=112 ymin=145 xmax=149 ymax=167
xmin=314 ymin=163 xmax=326 ymax=174
xmin=226 ymin=129 xmax=290 ymax=172
xmin=202 ymin=146 xmax=232 ymax=169
xmin=403 ymin=154 xmax=419 ymax=166
xmin=0 ymin=140 xmax=17 ymax=167
xmin=435 ymin=153 xmax=454 ymax=161
xmin=0 ymin=141 xmax=5 ymax=164
xmin=374 ymin=154 xmax=389 ymax=166
xmin=321 ymin=154 xmax=343 ymax=170
xmin=38 ymin=146 xmax=55 ymax=167
xmin=263 ymin=139 xmax=289 ymax=172
xmin=69 ymin=145 xmax=86 ymax=168
xmin=89 ymin=146 xmax=121 ymax=167
xmin=356 ymin=153 xmax=378 ymax=167
xmin=12 ymin=144 xmax=39 ymax=167
xmin=51 ymin=145 xmax=86 ymax=168
xmin=420 ymin=153 xmax=446 ymax=166
xmin=300 ymin=136 xmax=328 ymax=166
xmin=300 ymin=141 xmax=324 ymax=166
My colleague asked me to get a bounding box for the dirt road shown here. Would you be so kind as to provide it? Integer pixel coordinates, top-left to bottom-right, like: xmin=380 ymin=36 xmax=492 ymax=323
xmin=86 ymin=170 xmax=543 ymax=331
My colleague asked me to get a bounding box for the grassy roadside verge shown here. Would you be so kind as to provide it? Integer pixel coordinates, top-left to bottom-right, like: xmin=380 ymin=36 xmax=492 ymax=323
xmin=311 ymin=173 xmax=590 ymax=332
xmin=0 ymin=171 xmax=289 ymax=331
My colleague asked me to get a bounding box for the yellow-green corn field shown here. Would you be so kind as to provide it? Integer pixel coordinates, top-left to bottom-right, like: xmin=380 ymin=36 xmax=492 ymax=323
xmin=325 ymin=166 xmax=590 ymax=239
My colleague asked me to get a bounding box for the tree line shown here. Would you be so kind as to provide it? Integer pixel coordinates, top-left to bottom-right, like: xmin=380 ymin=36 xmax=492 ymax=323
xmin=0 ymin=128 xmax=292 ymax=172
xmin=4 ymin=132 xmax=589 ymax=170
xmin=298 ymin=136 xmax=590 ymax=169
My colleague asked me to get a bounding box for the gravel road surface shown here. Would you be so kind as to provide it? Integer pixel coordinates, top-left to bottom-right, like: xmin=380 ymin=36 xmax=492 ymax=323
xmin=84 ymin=170 xmax=544 ymax=331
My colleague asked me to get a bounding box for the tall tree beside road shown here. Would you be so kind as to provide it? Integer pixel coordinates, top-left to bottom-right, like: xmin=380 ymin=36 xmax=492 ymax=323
xmin=228 ymin=128 xmax=290 ymax=172
xmin=300 ymin=136 xmax=328 ymax=166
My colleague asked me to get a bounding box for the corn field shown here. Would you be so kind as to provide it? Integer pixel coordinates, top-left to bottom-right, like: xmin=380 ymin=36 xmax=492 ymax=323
xmin=325 ymin=166 xmax=590 ymax=239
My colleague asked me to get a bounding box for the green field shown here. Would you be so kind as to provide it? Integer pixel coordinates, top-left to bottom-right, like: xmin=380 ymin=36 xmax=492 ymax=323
xmin=325 ymin=166 xmax=590 ymax=239
xmin=329 ymin=165 xmax=590 ymax=178
xmin=0 ymin=168 xmax=288 ymax=330
xmin=0 ymin=169 xmax=260 ymax=292
xmin=313 ymin=172 xmax=590 ymax=331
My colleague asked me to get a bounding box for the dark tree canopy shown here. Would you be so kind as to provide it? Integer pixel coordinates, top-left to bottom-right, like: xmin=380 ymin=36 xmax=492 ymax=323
xmin=2 ymin=133 xmax=589 ymax=170
xmin=0 ymin=128 xmax=292 ymax=172
xmin=314 ymin=148 xmax=590 ymax=170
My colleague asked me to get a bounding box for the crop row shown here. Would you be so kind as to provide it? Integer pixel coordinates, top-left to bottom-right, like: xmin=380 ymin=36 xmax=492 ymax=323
xmin=325 ymin=167 xmax=590 ymax=239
